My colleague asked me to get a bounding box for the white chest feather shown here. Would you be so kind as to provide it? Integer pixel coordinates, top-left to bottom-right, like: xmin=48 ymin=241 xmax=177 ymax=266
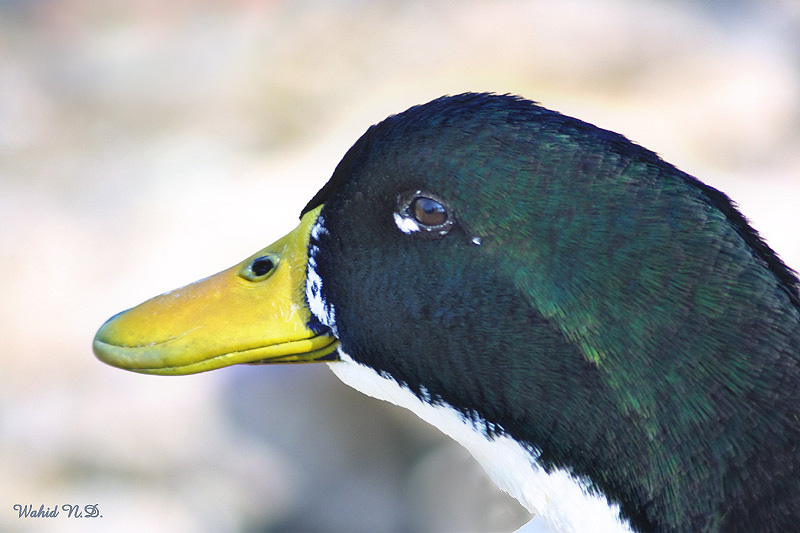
xmin=327 ymin=353 xmax=633 ymax=533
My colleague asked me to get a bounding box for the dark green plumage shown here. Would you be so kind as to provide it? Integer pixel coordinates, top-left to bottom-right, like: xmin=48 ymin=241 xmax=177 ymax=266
xmin=303 ymin=93 xmax=800 ymax=531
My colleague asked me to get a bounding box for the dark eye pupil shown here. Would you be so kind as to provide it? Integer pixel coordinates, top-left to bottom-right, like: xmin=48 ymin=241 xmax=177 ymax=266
xmin=412 ymin=197 xmax=448 ymax=226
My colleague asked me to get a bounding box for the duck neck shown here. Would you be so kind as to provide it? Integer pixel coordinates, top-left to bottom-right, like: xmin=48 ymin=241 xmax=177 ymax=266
xmin=327 ymin=350 xmax=635 ymax=533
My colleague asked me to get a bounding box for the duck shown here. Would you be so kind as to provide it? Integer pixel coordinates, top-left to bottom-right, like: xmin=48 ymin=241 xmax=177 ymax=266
xmin=93 ymin=92 xmax=800 ymax=532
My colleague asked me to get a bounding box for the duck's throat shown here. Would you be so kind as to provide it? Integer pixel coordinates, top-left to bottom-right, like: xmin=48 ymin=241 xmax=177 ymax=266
xmin=326 ymin=350 xmax=634 ymax=533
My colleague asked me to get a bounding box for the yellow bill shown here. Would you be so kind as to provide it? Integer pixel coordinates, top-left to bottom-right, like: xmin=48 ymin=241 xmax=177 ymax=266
xmin=93 ymin=205 xmax=338 ymax=375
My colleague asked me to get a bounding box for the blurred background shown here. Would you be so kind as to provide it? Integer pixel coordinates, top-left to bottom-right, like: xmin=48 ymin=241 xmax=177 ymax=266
xmin=2 ymin=0 xmax=799 ymax=531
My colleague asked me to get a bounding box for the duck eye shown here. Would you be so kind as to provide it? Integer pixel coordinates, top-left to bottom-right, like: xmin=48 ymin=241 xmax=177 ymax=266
xmin=412 ymin=197 xmax=448 ymax=227
xmin=394 ymin=190 xmax=456 ymax=237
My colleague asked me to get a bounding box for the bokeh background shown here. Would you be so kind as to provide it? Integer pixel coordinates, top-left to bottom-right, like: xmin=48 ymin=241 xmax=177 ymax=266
xmin=2 ymin=1 xmax=799 ymax=531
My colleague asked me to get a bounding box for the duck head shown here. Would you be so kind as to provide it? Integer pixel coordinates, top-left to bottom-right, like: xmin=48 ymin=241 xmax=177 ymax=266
xmin=94 ymin=93 xmax=800 ymax=532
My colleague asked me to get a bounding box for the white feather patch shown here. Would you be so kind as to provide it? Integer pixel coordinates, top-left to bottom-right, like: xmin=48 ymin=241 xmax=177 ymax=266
xmin=393 ymin=212 xmax=421 ymax=234
xmin=327 ymin=351 xmax=634 ymax=533
xmin=306 ymin=215 xmax=338 ymax=336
